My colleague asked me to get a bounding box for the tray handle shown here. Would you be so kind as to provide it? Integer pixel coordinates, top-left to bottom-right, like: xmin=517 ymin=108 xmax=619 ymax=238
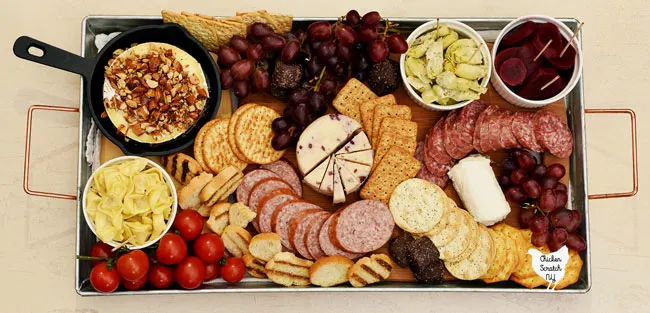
xmin=585 ymin=108 xmax=638 ymax=200
xmin=24 ymin=104 xmax=79 ymax=200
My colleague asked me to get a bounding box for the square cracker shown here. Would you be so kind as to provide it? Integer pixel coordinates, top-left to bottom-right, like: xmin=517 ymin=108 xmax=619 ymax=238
xmin=333 ymin=78 xmax=377 ymax=123
xmin=162 ymin=10 xmax=220 ymax=51
xmin=372 ymin=132 xmax=417 ymax=171
xmin=360 ymin=146 xmax=421 ymax=203
xmin=371 ymin=105 xmax=412 ymax=148
xmin=376 ymin=117 xmax=417 ymax=148
xmin=359 ymin=94 xmax=396 ymax=138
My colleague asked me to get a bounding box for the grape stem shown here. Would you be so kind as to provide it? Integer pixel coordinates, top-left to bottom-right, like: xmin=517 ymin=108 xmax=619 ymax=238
xmin=313 ymin=67 xmax=326 ymax=92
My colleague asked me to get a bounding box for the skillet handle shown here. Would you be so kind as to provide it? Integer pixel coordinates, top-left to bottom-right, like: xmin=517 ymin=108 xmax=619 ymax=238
xmin=13 ymin=36 xmax=94 ymax=79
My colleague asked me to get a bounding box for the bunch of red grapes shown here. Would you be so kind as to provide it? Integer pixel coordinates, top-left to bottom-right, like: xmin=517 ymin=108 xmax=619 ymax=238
xmin=498 ymin=149 xmax=586 ymax=252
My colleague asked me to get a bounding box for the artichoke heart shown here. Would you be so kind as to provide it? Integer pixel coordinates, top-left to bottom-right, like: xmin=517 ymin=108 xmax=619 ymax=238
xmin=443 ymin=88 xmax=481 ymax=101
xmin=436 ymin=71 xmax=487 ymax=94
xmin=441 ymin=31 xmax=459 ymax=49
xmin=455 ymin=63 xmax=488 ymax=80
xmin=445 ymin=38 xmax=476 ymax=60
xmin=425 ymin=39 xmax=444 ymax=79
xmin=406 ymin=76 xmax=430 ymax=93
xmin=451 ymin=47 xmax=484 ymax=65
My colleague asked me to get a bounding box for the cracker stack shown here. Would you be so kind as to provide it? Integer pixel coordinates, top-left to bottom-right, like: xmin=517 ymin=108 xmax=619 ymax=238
xmin=360 ymin=146 xmax=421 ymax=203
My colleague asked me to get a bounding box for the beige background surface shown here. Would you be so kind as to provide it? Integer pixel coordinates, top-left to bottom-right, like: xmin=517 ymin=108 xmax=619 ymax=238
xmin=1 ymin=0 xmax=648 ymax=312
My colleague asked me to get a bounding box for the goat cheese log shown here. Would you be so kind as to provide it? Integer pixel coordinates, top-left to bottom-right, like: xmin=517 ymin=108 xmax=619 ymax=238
xmin=447 ymin=155 xmax=510 ymax=226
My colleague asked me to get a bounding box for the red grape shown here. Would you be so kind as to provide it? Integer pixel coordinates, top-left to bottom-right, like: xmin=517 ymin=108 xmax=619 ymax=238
xmin=272 ymin=132 xmax=292 ymax=150
xmin=230 ymin=60 xmax=254 ymax=80
xmin=522 ymin=178 xmax=542 ymax=198
xmin=530 ymin=214 xmax=550 ymax=233
xmin=361 ymin=11 xmax=381 ymax=26
xmin=280 ymin=40 xmax=300 ymax=63
xmin=218 ymin=47 xmax=241 ymax=67
xmin=336 ymin=43 xmax=354 ymax=63
xmin=549 ymin=209 xmax=572 ymax=229
xmin=292 ymin=103 xmax=309 ymax=126
xmin=519 ymin=209 xmax=535 ymax=228
xmin=318 ymin=78 xmax=337 ymax=96
xmin=288 ymin=88 xmax=310 ymax=105
xmin=308 ymin=92 xmax=327 ymax=115
xmin=233 ymin=80 xmax=250 ymax=98
xmin=566 ymin=210 xmax=582 ymax=233
xmin=358 ymin=25 xmax=378 ymax=43
xmin=531 ymin=229 xmax=549 ymax=247
xmin=335 ymin=25 xmax=357 ymax=46
xmin=547 ymin=236 xmax=565 ymax=252
xmin=252 ymin=68 xmax=270 ymax=91
xmin=540 ymin=176 xmax=557 ymax=190
xmin=532 ymin=164 xmax=547 ymax=179
xmin=505 ymin=186 xmax=527 ymax=203
xmin=326 ymin=55 xmax=341 ymax=72
xmin=539 ymin=189 xmax=558 ymax=213
xmin=271 ymin=117 xmax=291 ymax=133
xmin=220 ymin=69 xmax=234 ymax=89
xmin=546 ymin=164 xmax=566 ymax=180
xmin=510 ymin=168 xmax=528 ymax=185
xmin=552 ymin=228 xmax=568 ymax=245
xmin=317 ymin=40 xmax=337 ymax=60
xmin=248 ymin=23 xmax=274 ymax=39
xmin=261 ymin=35 xmax=286 ymax=51
xmin=307 ymin=21 xmax=332 ymax=40
xmin=230 ymin=35 xmax=251 ymax=54
xmin=246 ymin=43 xmax=264 ymax=62
xmin=566 ymin=233 xmax=586 ymax=252
xmin=516 ymin=151 xmax=536 ymax=171
xmin=306 ymin=58 xmax=324 ymax=79
xmin=346 ymin=10 xmax=361 ymax=26
xmin=498 ymin=174 xmax=511 ymax=187
xmin=386 ymin=33 xmax=408 ymax=54
xmin=554 ymin=182 xmax=567 ymax=193
xmin=502 ymin=158 xmax=518 ymax=172
xmin=512 ymin=149 xmax=523 ymax=158
xmin=369 ymin=40 xmax=389 ymax=62
xmin=555 ymin=191 xmax=568 ymax=210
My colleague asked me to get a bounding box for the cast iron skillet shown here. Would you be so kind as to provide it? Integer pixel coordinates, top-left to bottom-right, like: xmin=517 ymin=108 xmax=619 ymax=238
xmin=13 ymin=24 xmax=221 ymax=156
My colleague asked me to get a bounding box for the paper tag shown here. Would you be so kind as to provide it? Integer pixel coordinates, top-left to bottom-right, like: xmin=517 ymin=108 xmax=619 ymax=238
xmin=527 ymin=245 xmax=569 ymax=290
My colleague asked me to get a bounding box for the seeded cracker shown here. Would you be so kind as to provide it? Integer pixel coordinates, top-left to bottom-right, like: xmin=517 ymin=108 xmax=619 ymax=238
xmin=371 ymin=105 xmax=412 ymax=148
xmin=360 ymin=146 xmax=420 ymax=203
xmin=333 ymin=78 xmax=378 ymax=123
xmin=161 ymin=10 xmax=220 ymax=51
xmin=359 ymin=94 xmax=396 ymax=138
xmin=445 ymin=224 xmax=494 ymax=280
xmin=235 ymin=105 xmax=285 ymax=164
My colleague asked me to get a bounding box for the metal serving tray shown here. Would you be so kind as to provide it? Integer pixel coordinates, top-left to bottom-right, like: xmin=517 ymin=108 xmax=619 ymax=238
xmin=19 ymin=15 xmax=634 ymax=295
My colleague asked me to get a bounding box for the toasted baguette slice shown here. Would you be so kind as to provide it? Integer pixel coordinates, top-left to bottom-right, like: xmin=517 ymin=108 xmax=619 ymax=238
xmin=160 ymin=153 xmax=204 ymax=185
xmin=206 ymin=203 xmax=231 ymax=235
xmin=242 ymin=254 xmax=267 ymax=279
xmin=222 ymin=225 xmax=252 ymax=258
xmin=228 ymin=202 xmax=257 ymax=228
xmin=178 ymin=172 xmax=214 ymax=210
xmin=199 ymin=166 xmax=240 ymax=205
xmin=212 ymin=173 xmax=243 ymax=204
xmin=197 ymin=203 xmax=212 ymax=217
xmin=309 ymin=256 xmax=354 ymax=287
xmin=249 ymin=232 xmax=282 ymax=262
xmin=265 ymin=252 xmax=313 ymax=287
xmin=347 ymin=254 xmax=394 ymax=287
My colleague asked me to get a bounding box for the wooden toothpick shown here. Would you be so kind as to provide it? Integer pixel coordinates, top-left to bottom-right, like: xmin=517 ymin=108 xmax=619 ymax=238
xmin=540 ymin=75 xmax=561 ymax=90
xmin=467 ymin=43 xmax=484 ymax=63
xmin=560 ymin=22 xmax=584 ymax=57
xmin=533 ymin=39 xmax=553 ymax=62
xmin=111 ymin=235 xmax=136 ymax=252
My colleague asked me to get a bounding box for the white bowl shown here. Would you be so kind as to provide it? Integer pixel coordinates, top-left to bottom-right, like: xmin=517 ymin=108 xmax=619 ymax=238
xmin=82 ymin=156 xmax=178 ymax=250
xmin=491 ymin=15 xmax=583 ymax=108
xmin=400 ymin=19 xmax=492 ymax=111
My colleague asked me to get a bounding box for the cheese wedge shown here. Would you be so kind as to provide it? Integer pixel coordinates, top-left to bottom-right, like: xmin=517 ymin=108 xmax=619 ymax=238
xmin=336 ymin=150 xmax=374 ymax=166
xmin=333 ymin=162 xmax=346 ymax=204
xmin=335 ymin=132 xmax=372 ymax=155
xmin=319 ymin=157 xmax=336 ymax=196
xmin=304 ymin=156 xmax=332 ymax=192
xmin=336 ymin=158 xmax=371 ymax=193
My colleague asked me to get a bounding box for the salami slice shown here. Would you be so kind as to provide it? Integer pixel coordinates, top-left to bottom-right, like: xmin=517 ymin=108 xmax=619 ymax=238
xmin=304 ymin=212 xmax=331 ymax=260
xmin=272 ymin=201 xmax=321 ymax=251
xmin=319 ymin=213 xmax=364 ymax=259
xmin=498 ymin=111 xmax=521 ymax=149
xmin=236 ymin=169 xmax=280 ymax=205
xmin=290 ymin=210 xmax=329 ymax=260
xmin=416 ymin=164 xmax=449 ymax=189
xmin=257 ymin=189 xmax=298 ymax=233
xmin=512 ymin=111 xmax=544 ymax=152
xmin=330 ymin=200 xmax=394 ymax=254
xmin=425 ymin=156 xmax=452 ymax=176
xmin=443 ymin=110 xmax=467 ymax=159
xmin=454 ymin=101 xmax=487 ymax=157
xmin=415 ymin=141 xmax=425 ymax=161
xmin=482 ymin=108 xmax=506 ymax=152
xmin=260 ymin=158 xmax=303 ymax=197
xmin=425 ymin=116 xmax=453 ymax=172
xmin=476 ymin=105 xmax=499 ymax=152
xmin=533 ymin=111 xmax=574 ymax=158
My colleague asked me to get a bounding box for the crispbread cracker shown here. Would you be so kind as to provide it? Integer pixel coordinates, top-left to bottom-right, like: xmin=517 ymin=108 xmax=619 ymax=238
xmin=359 ymin=94 xmax=396 ymax=137
xmin=333 ymin=78 xmax=377 ymax=123
xmin=360 ymin=146 xmax=421 ymax=203
xmin=236 ymin=10 xmax=293 ymax=33
xmin=228 ymin=104 xmax=257 ymax=163
xmin=376 ymin=117 xmax=418 ymax=148
xmin=373 ymin=131 xmax=417 ymax=171
xmin=428 ymin=202 xmax=461 ymax=246
xmin=371 ymin=105 xmax=412 ymax=148
xmin=235 ymin=105 xmax=284 ymax=164
xmin=161 ymin=10 xmax=220 ymax=51
xmin=181 ymin=12 xmax=246 ymax=46
xmin=445 ymin=224 xmax=494 ymax=280
xmin=203 ymin=118 xmax=248 ymax=173
xmin=194 ymin=119 xmax=218 ymax=172
xmin=389 ymin=178 xmax=446 ymax=233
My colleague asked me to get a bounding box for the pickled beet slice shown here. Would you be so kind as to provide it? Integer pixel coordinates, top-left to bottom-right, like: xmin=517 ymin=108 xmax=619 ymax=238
xmin=495 ymin=47 xmax=521 ymax=72
xmin=519 ymin=41 xmax=544 ymax=79
xmin=501 ymin=21 xmax=538 ymax=47
xmin=517 ymin=68 xmax=564 ymax=100
xmin=547 ymin=38 xmax=577 ymax=70
xmin=499 ymin=58 xmax=527 ymax=86
xmin=532 ymin=23 xmax=563 ymax=60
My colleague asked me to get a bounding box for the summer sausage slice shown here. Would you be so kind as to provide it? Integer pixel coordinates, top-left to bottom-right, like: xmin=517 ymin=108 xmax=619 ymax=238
xmin=256 ymin=188 xmax=297 ymax=233
xmin=533 ymin=110 xmax=574 ymax=158
xmin=319 ymin=213 xmax=364 ymax=259
xmin=272 ymin=201 xmax=322 ymax=251
xmin=236 ymin=169 xmax=280 ymax=205
xmin=304 ymin=212 xmax=331 ymax=260
xmin=261 ymin=158 xmax=303 ymax=197
xmin=248 ymin=178 xmax=293 ymax=220
xmin=330 ymin=200 xmax=395 ymax=254
xmin=511 ymin=111 xmax=544 ymax=152
xmin=290 ymin=210 xmax=329 ymax=259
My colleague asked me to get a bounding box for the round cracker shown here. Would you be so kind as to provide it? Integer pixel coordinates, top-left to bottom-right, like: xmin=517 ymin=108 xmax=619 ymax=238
xmin=438 ymin=209 xmax=476 ymax=261
xmin=228 ymin=103 xmax=257 ymax=163
xmin=492 ymin=223 xmax=528 ymax=273
xmin=194 ymin=119 xmax=218 ymax=172
xmin=481 ymin=229 xmax=507 ymax=282
xmin=389 ymin=179 xmax=446 ymax=234
xmin=446 ymin=212 xmax=481 ymax=263
xmin=427 ymin=204 xmax=460 ymax=247
xmin=497 ymin=235 xmax=520 ymax=281
xmin=235 ymin=105 xmax=284 ymax=164
xmin=418 ymin=196 xmax=451 ymax=237
xmin=445 ymin=224 xmax=494 ymax=280
xmin=203 ymin=118 xmax=248 ymax=173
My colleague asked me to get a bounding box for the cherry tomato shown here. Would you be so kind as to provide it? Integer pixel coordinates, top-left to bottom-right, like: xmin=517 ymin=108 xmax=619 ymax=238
xmin=193 ymin=233 xmax=225 ymax=264
xmin=156 ymin=233 xmax=188 ymax=265
xmin=122 ymin=273 xmax=148 ymax=290
xmin=116 ymin=250 xmax=150 ymax=281
xmin=174 ymin=256 xmax=206 ymax=290
xmin=90 ymin=242 xmax=113 ymax=265
xmin=220 ymin=257 xmax=246 ymax=284
xmin=204 ymin=263 xmax=220 ymax=282
xmin=90 ymin=262 xmax=120 ymax=293
xmin=148 ymin=263 xmax=174 ymax=289
xmin=173 ymin=209 xmax=204 ymax=241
